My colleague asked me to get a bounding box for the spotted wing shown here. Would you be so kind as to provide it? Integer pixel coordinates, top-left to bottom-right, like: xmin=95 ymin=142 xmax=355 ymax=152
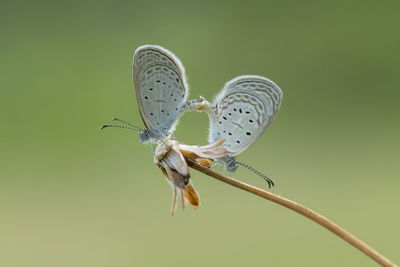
xmin=208 ymin=75 xmax=282 ymax=157
xmin=133 ymin=45 xmax=188 ymax=139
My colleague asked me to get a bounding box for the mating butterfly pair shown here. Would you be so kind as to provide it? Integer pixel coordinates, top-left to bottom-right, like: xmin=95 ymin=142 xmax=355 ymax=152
xmin=102 ymin=45 xmax=282 ymax=213
xmin=134 ymin=45 xmax=282 ymax=171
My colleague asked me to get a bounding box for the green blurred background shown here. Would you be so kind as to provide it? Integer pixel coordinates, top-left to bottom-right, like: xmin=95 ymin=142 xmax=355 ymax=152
xmin=1 ymin=0 xmax=399 ymax=266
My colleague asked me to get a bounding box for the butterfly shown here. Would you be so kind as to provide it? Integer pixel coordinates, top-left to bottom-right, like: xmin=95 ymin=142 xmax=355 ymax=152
xmin=132 ymin=45 xmax=189 ymax=143
xmin=181 ymin=75 xmax=282 ymax=187
xmin=101 ymin=44 xmax=188 ymax=141
xmin=102 ymin=45 xmax=227 ymax=213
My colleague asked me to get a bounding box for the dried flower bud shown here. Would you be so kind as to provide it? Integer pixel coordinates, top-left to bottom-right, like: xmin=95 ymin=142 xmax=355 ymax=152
xmin=154 ymin=139 xmax=226 ymax=214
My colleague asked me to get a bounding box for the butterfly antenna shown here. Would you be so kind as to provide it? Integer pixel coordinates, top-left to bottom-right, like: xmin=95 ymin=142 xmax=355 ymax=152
xmin=100 ymin=124 xmax=143 ymax=131
xmin=111 ymin=118 xmax=144 ymax=131
xmin=233 ymin=160 xmax=275 ymax=188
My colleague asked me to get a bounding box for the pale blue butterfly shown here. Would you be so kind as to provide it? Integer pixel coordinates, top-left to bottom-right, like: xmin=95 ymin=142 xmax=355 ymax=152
xmin=102 ymin=45 xmax=189 ymax=143
xmin=182 ymin=75 xmax=282 ymax=187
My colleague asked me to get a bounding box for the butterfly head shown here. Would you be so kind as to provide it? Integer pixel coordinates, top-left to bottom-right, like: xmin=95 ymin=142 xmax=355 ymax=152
xmin=139 ymin=130 xmax=152 ymax=143
xmin=225 ymin=158 xmax=239 ymax=172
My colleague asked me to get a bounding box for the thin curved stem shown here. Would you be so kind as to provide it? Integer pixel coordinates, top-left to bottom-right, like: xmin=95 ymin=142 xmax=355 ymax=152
xmin=187 ymin=160 xmax=397 ymax=267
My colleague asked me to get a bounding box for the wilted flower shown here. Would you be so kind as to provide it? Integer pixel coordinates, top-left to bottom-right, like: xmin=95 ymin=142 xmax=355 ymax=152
xmin=154 ymin=139 xmax=226 ymax=214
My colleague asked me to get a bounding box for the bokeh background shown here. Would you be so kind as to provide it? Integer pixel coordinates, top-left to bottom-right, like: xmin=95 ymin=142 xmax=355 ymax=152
xmin=1 ymin=1 xmax=399 ymax=266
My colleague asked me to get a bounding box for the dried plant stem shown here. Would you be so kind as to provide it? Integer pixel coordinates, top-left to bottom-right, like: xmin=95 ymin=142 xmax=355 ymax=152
xmin=187 ymin=160 xmax=397 ymax=267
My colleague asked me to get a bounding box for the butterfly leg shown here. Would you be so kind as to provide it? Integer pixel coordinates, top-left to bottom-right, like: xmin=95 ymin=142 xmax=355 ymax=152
xmin=210 ymin=162 xmax=219 ymax=168
xmin=211 ymin=162 xmax=224 ymax=172
xmin=168 ymin=132 xmax=177 ymax=140
xmin=151 ymin=141 xmax=157 ymax=155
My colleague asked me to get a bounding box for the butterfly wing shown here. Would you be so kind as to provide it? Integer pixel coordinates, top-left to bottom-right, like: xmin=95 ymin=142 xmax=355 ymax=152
xmin=208 ymin=75 xmax=282 ymax=157
xmin=133 ymin=45 xmax=188 ymax=139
